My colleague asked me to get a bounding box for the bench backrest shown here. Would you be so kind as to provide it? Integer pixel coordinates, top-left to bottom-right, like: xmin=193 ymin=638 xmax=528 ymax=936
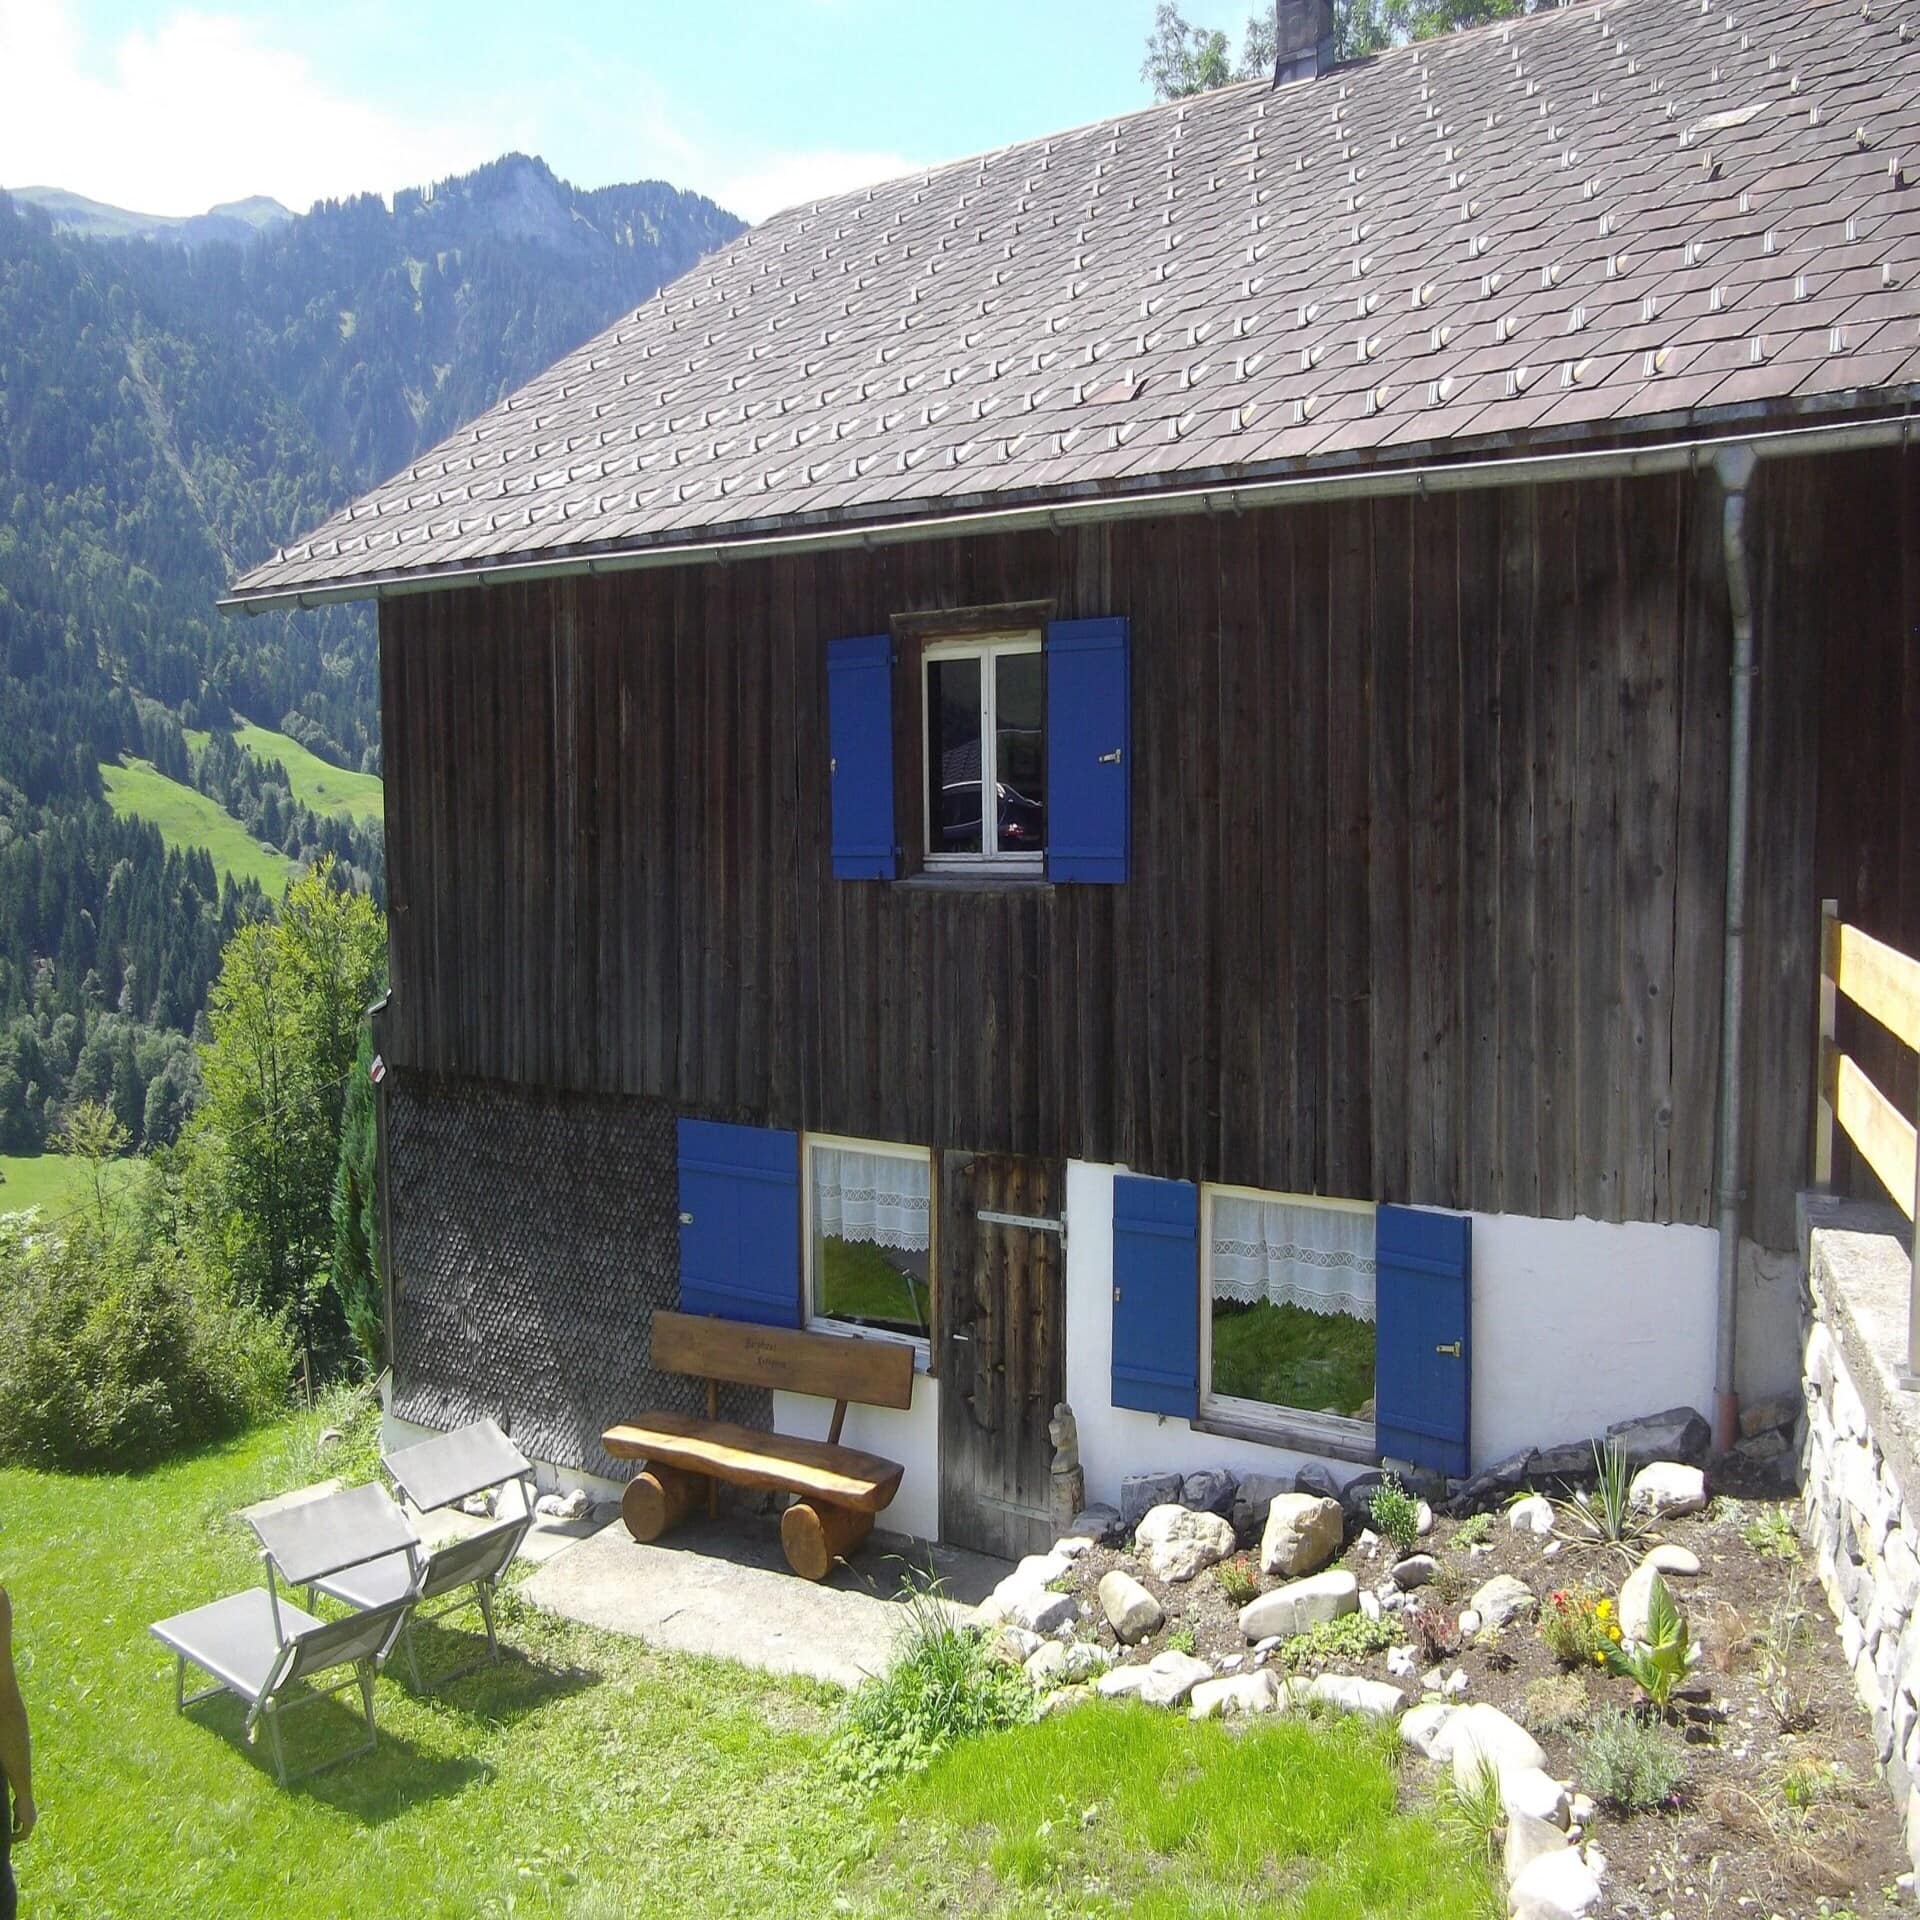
xmin=651 ymin=1310 xmax=914 ymax=1411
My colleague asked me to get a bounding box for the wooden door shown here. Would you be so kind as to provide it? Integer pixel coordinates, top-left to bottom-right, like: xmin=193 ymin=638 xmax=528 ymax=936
xmin=938 ymin=1153 xmax=1066 ymax=1560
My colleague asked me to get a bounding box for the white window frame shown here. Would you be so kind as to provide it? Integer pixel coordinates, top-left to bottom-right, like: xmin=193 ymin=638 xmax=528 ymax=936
xmin=802 ymin=1132 xmax=934 ymax=1366
xmin=922 ymin=631 xmax=1045 ymax=872
xmin=1198 ymin=1183 xmax=1377 ymax=1452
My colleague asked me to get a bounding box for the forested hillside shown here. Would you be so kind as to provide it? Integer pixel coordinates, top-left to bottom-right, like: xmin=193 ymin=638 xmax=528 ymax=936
xmin=0 ymin=155 xmax=743 ymax=1156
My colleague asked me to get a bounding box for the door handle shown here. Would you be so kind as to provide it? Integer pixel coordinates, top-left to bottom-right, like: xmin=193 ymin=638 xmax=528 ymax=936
xmin=1098 ymin=748 xmax=1123 ymax=765
xmin=1435 ymin=1340 xmax=1462 ymax=1358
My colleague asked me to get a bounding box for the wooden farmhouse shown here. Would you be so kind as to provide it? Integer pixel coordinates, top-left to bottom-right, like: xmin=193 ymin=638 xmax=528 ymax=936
xmin=229 ymin=0 xmax=1920 ymax=1557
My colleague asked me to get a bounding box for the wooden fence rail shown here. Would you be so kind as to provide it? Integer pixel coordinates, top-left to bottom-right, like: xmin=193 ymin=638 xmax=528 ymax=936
xmin=1816 ymin=899 xmax=1920 ymax=1369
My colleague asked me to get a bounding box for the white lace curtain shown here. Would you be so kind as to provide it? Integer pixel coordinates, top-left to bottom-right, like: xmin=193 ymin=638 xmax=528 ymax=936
xmin=811 ymin=1146 xmax=930 ymax=1253
xmin=1209 ymin=1194 xmax=1377 ymax=1322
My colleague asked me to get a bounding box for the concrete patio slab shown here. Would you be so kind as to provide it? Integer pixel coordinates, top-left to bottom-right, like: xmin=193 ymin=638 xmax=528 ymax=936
xmin=519 ymin=1513 xmax=1011 ymax=1688
xmin=411 ymin=1496 xmax=616 ymax=1567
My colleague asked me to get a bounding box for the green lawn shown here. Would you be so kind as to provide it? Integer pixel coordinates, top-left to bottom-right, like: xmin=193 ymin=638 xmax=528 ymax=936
xmin=99 ymin=757 xmax=296 ymax=895
xmin=231 ymin=722 xmax=384 ymax=824
xmin=1 ymin=1408 xmax=1489 ymax=1918
xmin=1210 ymin=1299 xmax=1376 ymax=1420
xmin=0 ymin=1152 xmax=135 ymax=1221
xmin=817 ymin=1238 xmax=931 ymax=1337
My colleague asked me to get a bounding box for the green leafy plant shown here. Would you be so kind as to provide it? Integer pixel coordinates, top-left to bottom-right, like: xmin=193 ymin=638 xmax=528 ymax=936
xmin=1554 ymin=1439 xmax=1649 ymax=1559
xmin=1406 ymin=1601 xmax=1460 ymax=1664
xmin=1778 ymin=1753 xmax=1850 ymax=1809
xmin=833 ymin=1576 xmax=1037 ymax=1785
xmin=1451 ymin=1511 xmax=1493 ymax=1549
xmin=1216 ymin=1555 xmax=1260 ymax=1608
xmin=1603 ymin=1574 xmax=1699 ymax=1711
xmin=1369 ymin=1474 xmax=1421 ymax=1555
xmin=1537 ymin=1584 xmax=1620 ymax=1670
xmin=1166 ymin=1623 xmax=1198 ymax=1656
xmin=1573 ymin=1705 xmax=1688 ymax=1811
xmin=1277 ymin=1612 xmax=1401 ymax=1671
xmin=1745 ymin=1509 xmax=1801 ymax=1562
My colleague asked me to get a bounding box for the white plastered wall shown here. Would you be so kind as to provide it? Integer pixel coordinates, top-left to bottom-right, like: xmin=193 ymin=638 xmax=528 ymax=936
xmin=1063 ymin=1161 xmax=1721 ymax=1492
xmin=772 ymin=1371 xmax=942 ymax=1543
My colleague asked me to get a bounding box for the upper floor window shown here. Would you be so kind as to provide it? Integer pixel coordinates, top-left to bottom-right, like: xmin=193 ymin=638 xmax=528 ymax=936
xmin=923 ymin=634 xmax=1045 ymax=870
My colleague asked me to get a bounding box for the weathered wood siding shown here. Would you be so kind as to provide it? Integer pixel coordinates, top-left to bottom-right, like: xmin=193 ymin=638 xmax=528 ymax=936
xmin=378 ymin=448 xmax=1914 ymax=1248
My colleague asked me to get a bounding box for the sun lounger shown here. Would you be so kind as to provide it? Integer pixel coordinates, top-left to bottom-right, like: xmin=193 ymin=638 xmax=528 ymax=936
xmin=309 ymin=1418 xmax=536 ymax=1687
xmin=150 ymin=1586 xmax=418 ymax=1785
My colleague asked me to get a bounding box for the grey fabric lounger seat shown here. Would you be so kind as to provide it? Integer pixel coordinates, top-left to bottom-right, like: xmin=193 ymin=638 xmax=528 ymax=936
xmin=150 ymin=1586 xmax=417 ymax=1785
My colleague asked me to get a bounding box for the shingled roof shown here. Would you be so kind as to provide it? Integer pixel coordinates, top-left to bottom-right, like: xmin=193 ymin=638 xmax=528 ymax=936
xmin=229 ymin=0 xmax=1920 ymax=608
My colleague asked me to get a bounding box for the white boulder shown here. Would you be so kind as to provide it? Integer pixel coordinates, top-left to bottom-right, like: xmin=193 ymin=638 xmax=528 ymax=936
xmin=1260 ymin=1493 xmax=1345 ymax=1577
xmin=1097 ymin=1569 xmax=1166 ymax=1644
xmin=1509 ymin=1496 xmax=1555 ymax=1535
xmin=1299 ymin=1674 xmax=1404 ymax=1719
xmin=1642 ymin=1543 xmax=1702 ymax=1578
xmin=1470 ymin=1573 xmax=1537 ymax=1629
xmin=1096 ymin=1648 xmax=1213 ymax=1709
xmin=1433 ymin=1704 xmax=1548 ymax=1789
xmin=1135 ymin=1504 xmax=1237 ymax=1583
xmin=1508 ymin=1847 xmax=1603 ymax=1920
xmin=1501 ymin=1765 xmax=1571 ymax=1828
xmin=1399 ymin=1700 xmax=1456 ymax=1757
xmin=1628 ymin=1461 xmax=1707 ymax=1519
xmin=1239 ymin=1570 xmax=1358 ymax=1641
xmin=1504 ymin=1809 xmax=1570 ymax=1885
xmin=1188 ymin=1670 xmax=1282 ymax=1720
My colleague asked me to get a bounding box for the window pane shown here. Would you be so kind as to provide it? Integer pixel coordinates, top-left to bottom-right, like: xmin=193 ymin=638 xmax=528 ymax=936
xmin=1208 ymin=1196 xmax=1376 ymax=1421
xmin=994 ymin=650 xmax=1046 ymax=854
xmin=927 ymin=655 xmax=983 ymax=856
xmin=811 ymin=1146 xmax=931 ymax=1339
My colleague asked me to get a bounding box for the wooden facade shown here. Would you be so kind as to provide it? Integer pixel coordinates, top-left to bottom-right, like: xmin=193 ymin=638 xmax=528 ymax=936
xmin=378 ymin=447 xmax=1920 ymax=1254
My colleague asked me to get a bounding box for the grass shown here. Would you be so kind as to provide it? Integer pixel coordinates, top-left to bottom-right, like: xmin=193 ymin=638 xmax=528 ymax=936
xmin=99 ymin=756 xmax=296 ymax=894
xmin=0 ymin=1407 xmax=1494 ymax=1917
xmin=878 ymin=1705 xmax=1496 ymax=1918
xmin=0 ymin=1151 xmax=135 ymax=1221
xmin=230 ymin=721 xmax=384 ymax=823
xmin=1210 ymin=1298 xmax=1374 ymax=1419
xmin=817 ymin=1238 xmax=931 ymax=1337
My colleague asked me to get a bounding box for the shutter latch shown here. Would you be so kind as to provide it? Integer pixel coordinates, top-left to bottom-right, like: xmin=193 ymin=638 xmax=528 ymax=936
xmin=1434 ymin=1340 xmax=1462 ymax=1358
xmin=679 ymin=1212 xmax=695 ymax=1226
xmin=1098 ymin=748 xmax=1123 ymax=765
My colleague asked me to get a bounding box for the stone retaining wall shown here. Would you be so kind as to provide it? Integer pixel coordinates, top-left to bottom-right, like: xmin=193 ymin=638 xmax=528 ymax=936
xmin=1801 ymin=1198 xmax=1920 ymax=1876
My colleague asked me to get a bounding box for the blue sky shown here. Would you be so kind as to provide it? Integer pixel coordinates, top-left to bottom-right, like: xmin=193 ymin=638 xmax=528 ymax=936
xmin=0 ymin=1 xmax=1266 ymax=223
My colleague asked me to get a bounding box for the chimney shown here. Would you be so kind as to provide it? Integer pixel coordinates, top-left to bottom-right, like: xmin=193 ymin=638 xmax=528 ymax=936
xmin=1273 ymin=0 xmax=1336 ymax=86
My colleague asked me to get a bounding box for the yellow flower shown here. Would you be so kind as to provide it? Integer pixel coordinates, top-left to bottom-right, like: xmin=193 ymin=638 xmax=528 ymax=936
xmin=1595 ymin=1599 xmax=1613 ymax=1620
xmin=1593 ymin=1652 xmax=1606 ymax=1666
xmin=1609 ymin=1626 xmax=1622 ymax=1642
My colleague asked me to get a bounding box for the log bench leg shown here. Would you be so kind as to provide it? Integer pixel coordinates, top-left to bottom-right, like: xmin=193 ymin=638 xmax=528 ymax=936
xmin=622 ymin=1463 xmax=705 ymax=1543
xmin=780 ymin=1500 xmax=873 ymax=1581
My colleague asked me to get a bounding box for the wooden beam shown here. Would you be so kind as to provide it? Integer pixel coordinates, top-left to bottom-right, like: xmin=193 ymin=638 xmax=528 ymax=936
xmin=1831 ymin=918 xmax=1920 ymax=1054
xmin=1824 ymin=1039 xmax=1919 ymax=1221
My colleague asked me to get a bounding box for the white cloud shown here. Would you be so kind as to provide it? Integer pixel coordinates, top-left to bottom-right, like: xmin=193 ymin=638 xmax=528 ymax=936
xmin=0 ymin=1 xmax=501 ymax=215
xmin=710 ymin=146 xmax=923 ymax=224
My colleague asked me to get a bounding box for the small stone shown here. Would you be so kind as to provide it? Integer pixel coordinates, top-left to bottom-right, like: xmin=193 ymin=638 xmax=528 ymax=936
xmin=1471 ymin=1573 xmax=1536 ymax=1629
xmin=1568 ymin=1792 xmax=1595 ymax=1826
xmin=1060 ymin=1641 xmax=1111 ymax=1683
xmin=1391 ymin=1554 xmax=1438 ymax=1590
xmin=1302 ymin=1674 xmax=1404 ymax=1719
xmin=988 ymin=1626 xmax=1043 ymax=1667
xmin=1400 ymin=1700 xmax=1456 ymax=1756
xmin=1628 ymin=1462 xmax=1707 ymax=1519
xmin=1025 ymin=1641 xmax=1070 ymax=1685
xmin=1642 ymin=1543 xmax=1701 ymax=1578
xmin=1457 ymin=1608 xmax=1482 ymax=1636
xmin=1293 ymin=1462 xmax=1341 ymax=1501
xmin=1508 ymin=1846 xmax=1602 ymax=1919
xmin=1098 ymin=1569 xmax=1166 ymax=1645
xmin=1387 ymin=1644 xmax=1418 ymax=1678
xmin=1240 ymin=1570 xmax=1359 ymax=1642
xmin=1008 ymin=1589 xmax=1077 ymax=1636
xmin=1509 ymin=1495 xmax=1555 ymax=1535
xmin=1253 ymin=1635 xmax=1283 ymax=1655
xmin=1359 ymin=1590 xmax=1382 ymax=1621
xmin=1135 ymin=1504 xmax=1236 ymax=1582
xmin=1228 ymin=1473 xmax=1292 ymax=1541
xmin=1260 ymin=1493 xmax=1345 ymax=1577
xmin=1188 ymin=1670 xmax=1281 ymax=1720
xmin=1606 ymin=1406 xmax=1710 ymax=1470
xmin=1442 ymin=1667 xmax=1470 ymax=1697
xmin=1097 ymin=1648 xmax=1212 ymax=1710
xmin=1543 ymin=1540 xmax=1563 ymax=1559
xmin=1118 ymin=1472 xmax=1183 ymax=1533
xmin=1434 ymin=1703 xmax=1548 ymax=1788
xmin=1504 ymin=1809 xmax=1571 ymax=1885
xmin=1217 ymin=1652 xmax=1243 ymax=1672
xmin=1180 ymin=1468 xmax=1238 ymax=1515
xmin=1736 ymin=1428 xmax=1790 ymax=1463
xmin=1502 ymin=1765 xmax=1571 ymax=1827
xmin=1069 ymin=1504 xmax=1122 ymax=1544
xmin=1051 ymin=1535 xmax=1095 ymax=1560
xmin=1414 ymin=1499 xmax=1434 ymax=1537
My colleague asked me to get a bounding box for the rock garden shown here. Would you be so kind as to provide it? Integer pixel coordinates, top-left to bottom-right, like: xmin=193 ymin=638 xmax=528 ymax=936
xmin=974 ymin=1409 xmax=1913 ymax=1918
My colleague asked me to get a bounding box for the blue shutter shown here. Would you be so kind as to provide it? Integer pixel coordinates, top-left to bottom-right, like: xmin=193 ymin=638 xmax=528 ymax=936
xmin=1111 ymin=1174 xmax=1199 ymax=1417
xmin=1045 ymin=617 xmax=1129 ymax=884
xmin=1374 ymin=1205 xmax=1472 ymax=1476
xmin=676 ymin=1119 xmax=801 ymax=1327
xmin=827 ymin=634 xmax=896 ymax=880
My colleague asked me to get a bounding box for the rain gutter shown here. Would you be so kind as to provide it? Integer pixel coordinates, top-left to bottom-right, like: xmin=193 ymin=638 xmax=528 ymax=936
xmin=219 ymin=409 xmax=1916 ymax=615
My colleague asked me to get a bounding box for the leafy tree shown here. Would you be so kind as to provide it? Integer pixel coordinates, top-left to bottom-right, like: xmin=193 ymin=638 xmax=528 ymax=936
xmin=59 ymin=1098 xmax=130 ymax=1233
xmin=187 ymin=859 xmax=384 ymax=1378
xmin=330 ymin=1023 xmax=383 ymax=1376
xmin=1142 ymin=0 xmax=1545 ymax=97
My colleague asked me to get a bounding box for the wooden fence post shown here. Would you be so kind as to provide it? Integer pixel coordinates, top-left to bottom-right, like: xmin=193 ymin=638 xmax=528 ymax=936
xmin=1816 ymin=899 xmax=1838 ymax=1190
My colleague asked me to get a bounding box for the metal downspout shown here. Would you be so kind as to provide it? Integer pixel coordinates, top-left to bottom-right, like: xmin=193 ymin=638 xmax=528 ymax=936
xmin=1712 ymin=444 xmax=1759 ymax=1456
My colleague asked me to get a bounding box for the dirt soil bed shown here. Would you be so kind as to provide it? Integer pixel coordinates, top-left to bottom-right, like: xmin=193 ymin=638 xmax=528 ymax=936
xmin=1057 ymin=1486 xmax=1911 ymax=1917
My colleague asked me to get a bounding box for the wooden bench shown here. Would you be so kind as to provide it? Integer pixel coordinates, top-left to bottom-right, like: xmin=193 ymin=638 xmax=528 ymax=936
xmin=602 ymin=1310 xmax=916 ymax=1580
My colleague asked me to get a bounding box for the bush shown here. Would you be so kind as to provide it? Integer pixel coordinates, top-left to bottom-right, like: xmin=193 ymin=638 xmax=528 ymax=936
xmin=1572 ymin=1705 xmax=1688 ymax=1811
xmin=1451 ymin=1511 xmax=1493 ymax=1549
xmin=833 ymin=1579 xmax=1037 ymax=1786
xmin=1369 ymin=1474 xmax=1421 ymax=1554
xmin=1217 ymin=1555 xmax=1260 ymax=1607
xmin=0 ymin=1204 xmax=291 ymax=1472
